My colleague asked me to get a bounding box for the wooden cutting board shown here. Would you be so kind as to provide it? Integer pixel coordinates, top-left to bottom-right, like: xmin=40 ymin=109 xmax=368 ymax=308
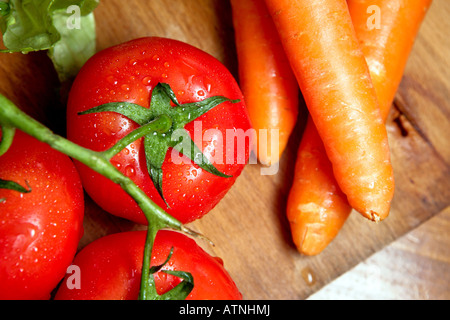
xmin=1 ymin=0 xmax=449 ymax=300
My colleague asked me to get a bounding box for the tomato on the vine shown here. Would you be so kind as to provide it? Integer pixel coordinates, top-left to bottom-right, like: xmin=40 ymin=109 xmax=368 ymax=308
xmin=54 ymin=230 xmax=242 ymax=300
xmin=0 ymin=130 xmax=84 ymax=300
xmin=66 ymin=37 xmax=253 ymax=224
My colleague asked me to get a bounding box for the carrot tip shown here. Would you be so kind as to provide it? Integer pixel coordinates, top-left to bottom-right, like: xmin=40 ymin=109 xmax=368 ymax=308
xmin=369 ymin=211 xmax=381 ymax=223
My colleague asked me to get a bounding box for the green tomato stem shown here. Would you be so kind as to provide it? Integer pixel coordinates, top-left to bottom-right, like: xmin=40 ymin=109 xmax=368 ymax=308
xmin=0 ymin=94 xmax=196 ymax=299
xmin=139 ymin=221 xmax=160 ymax=300
xmin=0 ymin=125 xmax=15 ymax=157
xmin=102 ymin=114 xmax=173 ymax=160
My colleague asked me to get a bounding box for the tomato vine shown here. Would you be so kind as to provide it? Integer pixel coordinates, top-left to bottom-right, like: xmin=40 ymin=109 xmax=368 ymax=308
xmin=0 ymin=89 xmax=219 ymax=300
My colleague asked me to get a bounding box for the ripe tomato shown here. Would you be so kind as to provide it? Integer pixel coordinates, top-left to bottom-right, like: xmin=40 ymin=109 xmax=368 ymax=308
xmin=0 ymin=130 xmax=84 ymax=300
xmin=66 ymin=37 xmax=252 ymax=224
xmin=54 ymin=230 xmax=242 ymax=300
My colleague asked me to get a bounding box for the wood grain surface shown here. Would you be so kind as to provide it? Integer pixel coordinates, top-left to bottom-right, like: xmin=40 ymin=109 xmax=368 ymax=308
xmin=0 ymin=0 xmax=448 ymax=300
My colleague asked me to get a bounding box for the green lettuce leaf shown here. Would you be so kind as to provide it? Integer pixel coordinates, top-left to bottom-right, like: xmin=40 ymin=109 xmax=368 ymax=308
xmin=48 ymin=10 xmax=96 ymax=82
xmin=0 ymin=0 xmax=99 ymax=82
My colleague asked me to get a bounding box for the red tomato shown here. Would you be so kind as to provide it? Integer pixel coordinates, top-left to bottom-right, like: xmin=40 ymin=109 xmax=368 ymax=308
xmin=66 ymin=37 xmax=252 ymax=224
xmin=0 ymin=130 xmax=84 ymax=300
xmin=54 ymin=230 xmax=242 ymax=300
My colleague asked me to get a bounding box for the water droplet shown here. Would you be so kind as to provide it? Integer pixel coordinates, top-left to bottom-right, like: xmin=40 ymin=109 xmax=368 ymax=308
xmin=164 ymin=62 xmax=170 ymax=68
xmin=142 ymin=76 xmax=152 ymax=86
xmin=124 ymin=165 xmax=135 ymax=177
xmin=129 ymin=59 xmax=138 ymax=66
xmin=301 ymin=267 xmax=316 ymax=286
xmin=152 ymin=54 xmax=160 ymax=61
xmin=161 ymin=73 xmax=168 ymax=79
xmin=197 ymin=90 xmax=205 ymax=97
xmin=121 ymin=84 xmax=130 ymax=91
xmin=107 ymin=76 xmax=118 ymax=85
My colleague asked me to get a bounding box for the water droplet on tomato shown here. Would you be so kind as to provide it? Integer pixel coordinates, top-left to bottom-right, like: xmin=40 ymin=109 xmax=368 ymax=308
xmin=142 ymin=76 xmax=152 ymax=86
xmin=164 ymin=62 xmax=170 ymax=68
xmin=121 ymin=84 xmax=130 ymax=91
xmin=124 ymin=165 xmax=135 ymax=177
xmin=161 ymin=73 xmax=168 ymax=79
xmin=107 ymin=76 xmax=118 ymax=85
xmin=214 ymin=257 xmax=224 ymax=266
xmin=152 ymin=55 xmax=160 ymax=61
xmin=197 ymin=90 xmax=205 ymax=97
xmin=129 ymin=59 xmax=138 ymax=66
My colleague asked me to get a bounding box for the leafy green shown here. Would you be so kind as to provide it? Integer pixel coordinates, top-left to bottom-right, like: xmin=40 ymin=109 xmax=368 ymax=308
xmin=0 ymin=0 xmax=99 ymax=82
xmin=48 ymin=10 xmax=96 ymax=82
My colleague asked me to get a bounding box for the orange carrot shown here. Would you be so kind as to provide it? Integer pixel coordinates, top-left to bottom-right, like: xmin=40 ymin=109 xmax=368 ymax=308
xmin=231 ymin=0 xmax=299 ymax=166
xmin=287 ymin=0 xmax=432 ymax=255
xmin=349 ymin=0 xmax=433 ymax=121
xmin=265 ymin=0 xmax=395 ymax=221
xmin=287 ymin=118 xmax=352 ymax=255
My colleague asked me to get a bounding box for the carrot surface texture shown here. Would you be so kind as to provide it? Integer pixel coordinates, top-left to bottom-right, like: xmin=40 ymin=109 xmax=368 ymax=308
xmin=231 ymin=0 xmax=299 ymax=166
xmin=265 ymin=0 xmax=395 ymax=222
xmin=287 ymin=0 xmax=432 ymax=255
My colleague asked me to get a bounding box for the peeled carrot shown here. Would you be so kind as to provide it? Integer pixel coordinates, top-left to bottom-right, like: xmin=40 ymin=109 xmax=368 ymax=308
xmin=287 ymin=0 xmax=432 ymax=255
xmin=265 ymin=0 xmax=395 ymax=221
xmin=349 ymin=0 xmax=433 ymax=121
xmin=231 ymin=0 xmax=299 ymax=165
xmin=287 ymin=118 xmax=352 ymax=255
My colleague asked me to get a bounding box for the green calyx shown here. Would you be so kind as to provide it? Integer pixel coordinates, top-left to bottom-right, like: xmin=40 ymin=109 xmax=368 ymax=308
xmin=0 ymin=178 xmax=32 ymax=202
xmin=145 ymin=246 xmax=194 ymax=300
xmin=79 ymin=82 xmax=235 ymax=207
xmin=0 ymin=179 xmax=31 ymax=193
